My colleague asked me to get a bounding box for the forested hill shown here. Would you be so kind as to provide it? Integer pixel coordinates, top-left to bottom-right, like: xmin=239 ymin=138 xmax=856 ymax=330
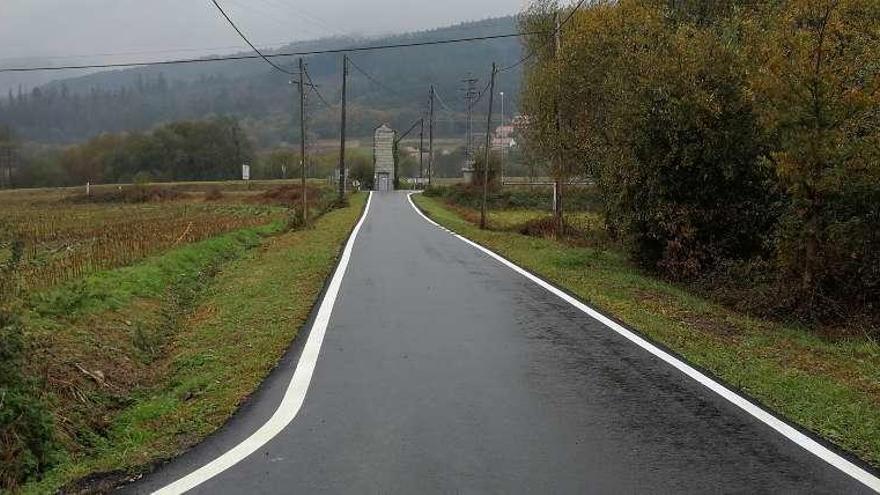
xmin=0 ymin=16 xmax=522 ymax=146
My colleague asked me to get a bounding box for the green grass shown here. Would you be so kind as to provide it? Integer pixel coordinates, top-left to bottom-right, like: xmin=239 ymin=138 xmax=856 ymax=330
xmin=413 ymin=194 xmax=880 ymax=469
xmin=21 ymin=193 xmax=366 ymax=494
xmin=28 ymin=220 xmax=283 ymax=319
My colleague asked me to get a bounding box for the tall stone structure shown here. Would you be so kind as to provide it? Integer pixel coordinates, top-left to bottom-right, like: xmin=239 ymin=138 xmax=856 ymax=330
xmin=373 ymin=124 xmax=395 ymax=191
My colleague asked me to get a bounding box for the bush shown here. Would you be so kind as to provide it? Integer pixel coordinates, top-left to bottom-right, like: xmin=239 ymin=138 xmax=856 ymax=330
xmin=427 ymin=183 xmax=603 ymax=213
xmin=471 ymin=150 xmax=501 ymax=188
xmin=776 ymin=184 xmax=880 ymax=321
xmin=517 ymin=0 xmax=880 ymax=324
xmin=71 ymin=186 xmax=186 ymax=204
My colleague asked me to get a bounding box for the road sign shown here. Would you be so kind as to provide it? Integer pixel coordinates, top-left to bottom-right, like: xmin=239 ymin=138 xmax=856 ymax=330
xmin=242 ymin=164 xmax=251 ymax=181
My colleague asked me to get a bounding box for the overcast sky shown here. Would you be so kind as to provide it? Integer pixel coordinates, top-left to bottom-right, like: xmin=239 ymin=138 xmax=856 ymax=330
xmin=0 ymin=0 xmax=523 ymax=64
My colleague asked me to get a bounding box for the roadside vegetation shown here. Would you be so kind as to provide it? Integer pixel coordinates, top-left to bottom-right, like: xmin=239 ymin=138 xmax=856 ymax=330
xmin=413 ymin=191 xmax=880 ymax=469
xmin=518 ymin=0 xmax=879 ymax=329
xmin=0 ymin=180 xmax=363 ymax=492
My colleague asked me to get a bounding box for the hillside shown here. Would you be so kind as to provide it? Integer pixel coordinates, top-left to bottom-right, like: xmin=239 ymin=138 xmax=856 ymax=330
xmin=0 ymin=16 xmax=522 ymax=146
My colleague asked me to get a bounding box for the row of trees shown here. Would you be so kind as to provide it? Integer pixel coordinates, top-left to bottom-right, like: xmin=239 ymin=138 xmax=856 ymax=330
xmin=520 ymin=0 xmax=880 ymax=321
xmin=8 ymin=118 xmax=254 ymax=187
xmin=0 ymin=76 xmax=437 ymax=148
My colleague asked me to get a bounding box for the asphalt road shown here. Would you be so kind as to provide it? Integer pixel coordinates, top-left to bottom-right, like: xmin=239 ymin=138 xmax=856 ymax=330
xmin=129 ymin=191 xmax=873 ymax=494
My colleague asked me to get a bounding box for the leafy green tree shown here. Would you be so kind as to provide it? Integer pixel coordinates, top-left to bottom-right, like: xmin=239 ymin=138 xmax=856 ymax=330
xmin=519 ymin=0 xmax=576 ymax=232
xmin=57 ymin=118 xmax=255 ymax=184
xmin=348 ymin=149 xmax=374 ymax=189
xmin=527 ymin=0 xmax=776 ymax=277
xmin=746 ymin=0 xmax=880 ymax=313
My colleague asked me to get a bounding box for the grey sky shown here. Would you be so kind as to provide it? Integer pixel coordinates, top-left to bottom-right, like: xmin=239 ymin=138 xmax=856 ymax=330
xmin=0 ymin=0 xmax=523 ymax=63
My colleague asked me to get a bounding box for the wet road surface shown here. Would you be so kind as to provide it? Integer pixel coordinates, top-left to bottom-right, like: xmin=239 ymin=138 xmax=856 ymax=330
xmin=128 ymin=191 xmax=873 ymax=494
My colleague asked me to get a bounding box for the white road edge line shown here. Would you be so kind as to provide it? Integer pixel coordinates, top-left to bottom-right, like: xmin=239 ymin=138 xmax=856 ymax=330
xmin=407 ymin=192 xmax=880 ymax=493
xmin=153 ymin=192 xmax=374 ymax=495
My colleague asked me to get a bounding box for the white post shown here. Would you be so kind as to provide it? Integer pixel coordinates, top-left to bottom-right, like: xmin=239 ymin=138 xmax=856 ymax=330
xmin=86 ymin=181 xmax=90 ymax=197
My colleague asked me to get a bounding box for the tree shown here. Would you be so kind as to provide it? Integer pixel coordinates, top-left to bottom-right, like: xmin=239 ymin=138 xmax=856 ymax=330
xmin=520 ymin=0 xmax=776 ymax=277
xmin=347 ymin=149 xmax=374 ymax=189
xmin=472 ymin=149 xmax=501 ymax=188
xmin=0 ymin=125 xmax=19 ymax=188
xmin=260 ymin=149 xmax=300 ymax=180
xmin=519 ymin=0 xmax=577 ymax=234
xmin=746 ymin=0 xmax=880 ymax=312
xmin=54 ymin=117 xmax=255 ymax=185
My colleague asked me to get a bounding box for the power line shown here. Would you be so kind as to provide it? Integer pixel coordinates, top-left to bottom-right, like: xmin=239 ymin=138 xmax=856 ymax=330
xmin=347 ymin=56 xmax=400 ymax=98
xmin=254 ymin=0 xmax=353 ymax=40
xmin=467 ymin=77 xmax=493 ymax=111
xmin=303 ymin=65 xmax=333 ymax=108
xmin=0 ymin=40 xmax=297 ymax=64
xmin=0 ymin=32 xmax=534 ymax=74
xmin=210 ymin=0 xmax=295 ymax=75
xmin=432 ymin=86 xmax=458 ymax=113
xmin=499 ymin=0 xmax=587 ymax=73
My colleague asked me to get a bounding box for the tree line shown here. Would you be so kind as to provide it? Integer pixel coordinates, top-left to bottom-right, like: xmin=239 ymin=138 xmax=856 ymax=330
xmin=3 ymin=118 xmax=254 ymax=186
xmin=520 ymin=0 xmax=880 ymax=323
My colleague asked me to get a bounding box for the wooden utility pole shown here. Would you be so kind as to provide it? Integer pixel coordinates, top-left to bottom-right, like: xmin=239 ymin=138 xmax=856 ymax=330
xmin=419 ymin=118 xmax=424 ymax=182
xmin=299 ymin=58 xmax=308 ymax=224
xmin=553 ymin=10 xmax=564 ymax=235
xmin=392 ymin=132 xmax=400 ymax=190
xmin=428 ymin=85 xmax=435 ymax=186
xmin=338 ymin=54 xmax=348 ymax=202
xmin=393 ymin=118 xmax=424 ymax=190
xmin=480 ymin=63 xmax=497 ymax=230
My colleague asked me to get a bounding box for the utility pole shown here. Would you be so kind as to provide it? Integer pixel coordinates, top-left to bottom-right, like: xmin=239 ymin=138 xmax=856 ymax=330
xmin=480 ymin=63 xmax=497 ymax=230
xmin=394 ymin=118 xmax=424 ymax=190
xmin=393 ymin=132 xmax=400 ymax=189
xmin=299 ymin=58 xmax=308 ymax=224
xmin=553 ymin=10 xmax=564 ymax=235
xmin=338 ymin=54 xmax=348 ymax=202
xmin=419 ymin=117 xmax=424 ymax=182
xmin=428 ymin=85 xmax=435 ymax=186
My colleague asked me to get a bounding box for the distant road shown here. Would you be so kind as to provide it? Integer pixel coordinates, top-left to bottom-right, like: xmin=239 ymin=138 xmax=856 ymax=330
xmin=128 ymin=191 xmax=874 ymax=494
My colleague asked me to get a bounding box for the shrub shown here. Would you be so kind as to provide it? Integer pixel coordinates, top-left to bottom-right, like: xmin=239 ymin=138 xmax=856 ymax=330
xmin=471 ymin=150 xmax=501 ymax=188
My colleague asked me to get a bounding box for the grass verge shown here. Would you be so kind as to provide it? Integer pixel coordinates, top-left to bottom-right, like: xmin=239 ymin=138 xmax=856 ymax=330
xmin=20 ymin=193 xmax=366 ymax=494
xmin=413 ymin=193 xmax=880 ymax=469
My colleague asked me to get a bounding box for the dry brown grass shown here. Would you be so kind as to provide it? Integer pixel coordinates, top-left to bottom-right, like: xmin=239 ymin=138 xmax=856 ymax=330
xmin=0 ymin=189 xmax=284 ymax=291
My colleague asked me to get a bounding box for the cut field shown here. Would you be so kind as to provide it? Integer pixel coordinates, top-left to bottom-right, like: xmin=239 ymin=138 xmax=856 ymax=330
xmin=0 ymin=181 xmax=336 ymax=291
xmin=412 ymin=193 xmax=880 ymax=470
xmin=21 ymin=192 xmax=367 ymax=494
xmin=0 ymin=182 xmax=360 ymax=493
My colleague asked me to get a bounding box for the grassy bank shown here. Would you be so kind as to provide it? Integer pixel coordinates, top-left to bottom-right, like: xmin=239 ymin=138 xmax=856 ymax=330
xmin=18 ymin=193 xmax=366 ymax=493
xmin=412 ymin=193 xmax=880 ymax=469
